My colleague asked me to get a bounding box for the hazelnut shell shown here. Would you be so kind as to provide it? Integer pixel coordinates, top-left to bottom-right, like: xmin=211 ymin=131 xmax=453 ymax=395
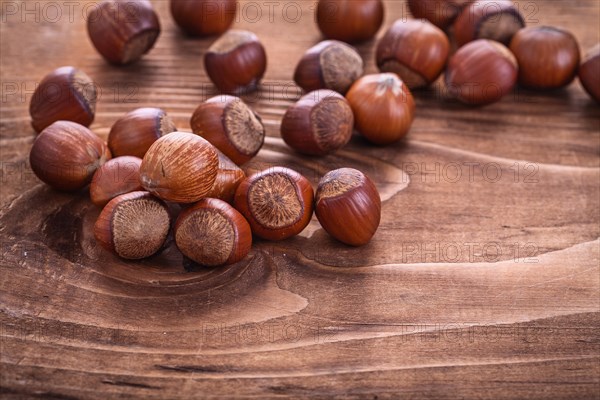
xmin=281 ymin=90 xmax=354 ymax=156
xmin=139 ymin=131 xmax=219 ymax=203
xmin=234 ymin=167 xmax=314 ymax=241
xmin=90 ymin=156 xmax=143 ymax=207
xmin=316 ymin=168 xmax=381 ymax=246
xmin=29 ymin=66 xmax=96 ymax=133
xmin=108 ymin=107 xmax=177 ymax=158
xmin=29 ymin=121 xmax=111 ymax=191
xmin=174 ymin=198 xmax=252 ymax=267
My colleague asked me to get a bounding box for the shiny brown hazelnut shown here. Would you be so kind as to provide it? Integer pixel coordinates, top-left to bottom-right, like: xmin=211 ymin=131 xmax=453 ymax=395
xmin=376 ymin=19 xmax=450 ymax=89
xmin=281 ymin=90 xmax=353 ymax=156
xmin=294 ymin=40 xmax=363 ymax=94
xmin=204 ymin=30 xmax=267 ymax=94
xmin=29 ymin=121 xmax=111 ymax=191
xmin=454 ymin=0 xmax=525 ymax=47
xmin=170 ymin=0 xmax=236 ymax=37
xmin=87 ymin=0 xmax=160 ymax=64
xmin=315 ymin=168 xmax=381 ymax=246
xmin=94 ymin=191 xmax=171 ymax=259
xmin=234 ymin=167 xmax=314 ymax=241
xmin=190 ymin=95 xmax=265 ymax=165
xmin=446 ymin=39 xmax=517 ymax=105
xmin=140 ymin=131 xmax=219 ymax=203
xmin=174 ymin=198 xmax=252 ymax=266
xmin=29 ymin=66 xmax=96 ymax=133
xmin=346 ymin=73 xmax=415 ymax=145
xmin=510 ymin=26 xmax=580 ymax=90
xmin=90 ymin=156 xmax=143 ymax=207
xmin=579 ymin=44 xmax=600 ymax=103
xmin=108 ymin=108 xmax=177 ymax=158
xmin=407 ymin=0 xmax=470 ymax=30
xmin=316 ymin=0 xmax=384 ymax=43
xmin=205 ymin=151 xmax=246 ymax=203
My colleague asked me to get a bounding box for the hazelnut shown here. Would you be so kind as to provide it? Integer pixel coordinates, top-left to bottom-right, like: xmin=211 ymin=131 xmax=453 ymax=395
xmin=234 ymin=167 xmax=314 ymax=241
xmin=29 ymin=66 xmax=96 ymax=133
xmin=407 ymin=0 xmax=470 ymax=30
xmin=90 ymin=156 xmax=143 ymax=207
xmin=29 ymin=121 xmax=111 ymax=191
xmin=510 ymin=26 xmax=581 ymax=90
xmin=454 ymin=0 xmax=525 ymax=47
xmin=87 ymin=0 xmax=160 ymax=64
xmin=579 ymin=44 xmax=600 ymax=103
xmin=205 ymin=151 xmax=246 ymax=203
xmin=445 ymin=39 xmax=518 ymax=105
xmin=316 ymin=0 xmax=384 ymax=43
xmin=204 ymin=30 xmax=267 ymax=94
xmin=346 ymin=73 xmax=415 ymax=145
xmin=281 ymin=90 xmax=354 ymax=156
xmin=190 ymin=95 xmax=265 ymax=165
xmin=140 ymin=131 xmax=219 ymax=203
xmin=376 ymin=19 xmax=450 ymax=89
xmin=174 ymin=198 xmax=252 ymax=267
xmin=170 ymin=0 xmax=236 ymax=37
xmin=108 ymin=107 xmax=177 ymax=158
xmin=315 ymin=168 xmax=381 ymax=246
xmin=94 ymin=191 xmax=171 ymax=259
xmin=294 ymin=40 xmax=363 ymax=94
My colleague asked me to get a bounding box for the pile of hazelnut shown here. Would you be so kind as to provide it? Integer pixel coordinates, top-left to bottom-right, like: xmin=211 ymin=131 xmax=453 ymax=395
xmin=28 ymin=0 xmax=599 ymax=267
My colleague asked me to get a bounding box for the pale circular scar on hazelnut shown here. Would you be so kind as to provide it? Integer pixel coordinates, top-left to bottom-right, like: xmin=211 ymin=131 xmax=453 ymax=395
xmin=111 ymin=198 xmax=170 ymax=259
xmin=176 ymin=209 xmax=234 ymax=266
xmin=122 ymin=30 xmax=159 ymax=64
xmin=320 ymin=43 xmax=363 ymax=92
xmin=209 ymin=30 xmax=257 ymax=53
xmin=318 ymin=168 xmax=364 ymax=199
xmin=379 ymin=59 xmax=428 ymax=89
xmin=478 ymin=12 xmax=523 ymax=44
xmin=311 ymin=98 xmax=353 ymax=151
xmin=376 ymin=74 xmax=404 ymax=97
xmin=159 ymin=112 xmax=177 ymax=136
xmin=248 ymin=173 xmax=302 ymax=229
xmin=71 ymin=69 xmax=96 ymax=113
xmin=224 ymin=100 xmax=264 ymax=155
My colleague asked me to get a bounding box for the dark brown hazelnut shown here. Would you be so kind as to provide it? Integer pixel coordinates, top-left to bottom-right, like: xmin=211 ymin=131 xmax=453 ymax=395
xmin=510 ymin=26 xmax=580 ymax=90
xmin=190 ymin=95 xmax=265 ymax=165
xmin=234 ymin=167 xmax=314 ymax=241
xmin=204 ymin=30 xmax=267 ymax=94
xmin=346 ymin=73 xmax=415 ymax=145
xmin=205 ymin=151 xmax=246 ymax=203
xmin=90 ymin=156 xmax=143 ymax=207
xmin=140 ymin=131 xmax=219 ymax=203
xmin=376 ymin=19 xmax=450 ymax=89
xmin=579 ymin=44 xmax=600 ymax=103
xmin=94 ymin=191 xmax=171 ymax=259
xmin=316 ymin=0 xmax=384 ymax=43
xmin=445 ymin=39 xmax=518 ymax=105
xmin=108 ymin=108 xmax=177 ymax=158
xmin=29 ymin=66 xmax=96 ymax=133
xmin=29 ymin=121 xmax=111 ymax=191
xmin=454 ymin=0 xmax=525 ymax=47
xmin=174 ymin=198 xmax=252 ymax=266
xmin=281 ymin=90 xmax=353 ymax=156
xmin=407 ymin=0 xmax=470 ymax=30
xmin=315 ymin=168 xmax=381 ymax=246
xmin=294 ymin=40 xmax=363 ymax=94
xmin=170 ymin=0 xmax=236 ymax=37
xmin=87 ymin=0 xmax=160 ymax=64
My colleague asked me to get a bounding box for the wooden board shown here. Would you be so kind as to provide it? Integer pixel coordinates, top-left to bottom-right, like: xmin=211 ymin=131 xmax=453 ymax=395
xmin=1 ymin=0 xmax=599 ymax=398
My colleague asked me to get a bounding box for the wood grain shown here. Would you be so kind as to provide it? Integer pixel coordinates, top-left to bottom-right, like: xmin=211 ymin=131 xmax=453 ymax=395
xmin=1 ymin=0 xmax=599 ymax=398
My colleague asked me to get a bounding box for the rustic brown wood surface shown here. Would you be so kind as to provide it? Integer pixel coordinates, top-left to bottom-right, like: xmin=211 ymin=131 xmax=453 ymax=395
xmin=1 ymin=0 xmax=599 ymax=398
